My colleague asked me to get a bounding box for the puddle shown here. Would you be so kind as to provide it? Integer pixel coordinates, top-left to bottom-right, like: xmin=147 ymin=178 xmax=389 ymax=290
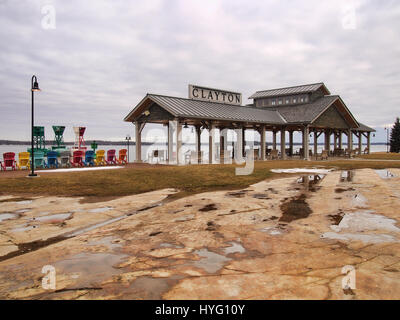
xmin=321 ymin=232 xmax=398 ymax=243
xmin=174 ymin=214 xmax=195 ymax=222
xmin=330 ymin=211 xmax=400 ymax=233
xmin=271 ymin=168 xmax=332 ymax=174
xmin=68 ymin=215 xmax=127 ymax=237
xmin=193 ymin=248 xmax=231 ymax=273
xmin=33 ymin=213 xmax=72 ymax=223
xmin=279 ymin=194 xmax=312 ymax=222
xmin=226 ymin=190 xmax=248 ymax=198
xmin=260 ymin=227 xmax=283 ymax=235
xmin=297 ymin=174 xmax=325 ymax=192
xmin=0 ymin=213 xmax=19 ymax=222
xmin=351 ymin=194 xmax=368 ymax=208
xmin=223 ymin=242 xmax=246 ymax=255
xmin=199 ymin=204 xmax=218 ymax=212
xmin=88 ymin=207 xmax=114 ymax=213
xmin=15 ymin=209 xmax=30 ymax=214
xmin=0 ymin=200 xmax=168 ymax=263
xmin=12 ymin=225 xmax=36 ymax=232
xmin=322 ymin=211 xmax=400 ymax=244
xmin=375 ymin=169 xmax=396 ymax=179
xmin=252 ymin=193 xmax=271 ymax=200
xmin=341 ymin=170 xmax=355 ymax=182
xmin=16 ymin=200 xmax=33 ymax=205
xmin=87 ymin=236 xmax=123 ymax=250
xmin=54 ymin=251 xmax=126 ymax=287
xmin=335 ymin=187 xmax=355 ymax=193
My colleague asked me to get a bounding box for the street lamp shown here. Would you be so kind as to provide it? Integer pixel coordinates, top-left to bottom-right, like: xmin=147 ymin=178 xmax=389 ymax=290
xmin=125 ymin=134 xmax=131 ymax=163
xmin=29 ymin=75 xmax=40 ymax=177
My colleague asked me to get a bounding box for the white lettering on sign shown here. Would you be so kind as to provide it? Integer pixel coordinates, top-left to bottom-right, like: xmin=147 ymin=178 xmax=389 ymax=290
xmin=188 ymin=84 xmax=242 ymax=106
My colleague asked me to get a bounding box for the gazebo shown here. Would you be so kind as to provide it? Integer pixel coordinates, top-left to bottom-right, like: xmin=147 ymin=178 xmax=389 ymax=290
xmin=124 ymin=83 xmax=375 ymax=164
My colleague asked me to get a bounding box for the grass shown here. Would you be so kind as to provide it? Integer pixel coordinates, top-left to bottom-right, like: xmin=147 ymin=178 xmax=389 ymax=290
xmin=0 ymin=159 xmax=399 ymax=201
xmin=359 ymin=152 xmax=400 ymax=160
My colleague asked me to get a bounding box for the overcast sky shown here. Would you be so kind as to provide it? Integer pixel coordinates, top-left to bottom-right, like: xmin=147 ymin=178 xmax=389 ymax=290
xmin=0 ymin=0 xmax=399 ymax=143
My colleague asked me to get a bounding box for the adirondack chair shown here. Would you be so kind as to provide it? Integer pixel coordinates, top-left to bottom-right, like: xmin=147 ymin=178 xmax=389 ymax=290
xmin=117 ymin=149 xmax=128 ymax=165
xmin=363 ymin=147 xmax=369 ymax=154
xmin=60 ymin=150 xmax=71 ymax=167
xmin=70 ymin=150 xmax=84 ymax=167
xmin=84 ymin=150 xmax=95 ymax=166
xmin=1 ymin=152 xmax=17 ymax=171
xmin=17 ymin=152 xmax=30 ymax=170
xmin=46 ymin=151 xmax=59 ymax=168
xmin=33 ymin=151 xmax=46 ymax=169
xmin=106 ymin=149 xmax=117 ymax=165
xmin=269 ymin=149 xmax=279 ymax=160
xmin=95 ymin=150 xmax=106 ymax=166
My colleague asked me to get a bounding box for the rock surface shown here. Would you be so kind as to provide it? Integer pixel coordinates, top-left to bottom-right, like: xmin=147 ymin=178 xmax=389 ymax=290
xmin=0 ymin=169 xmax=399 ymax=299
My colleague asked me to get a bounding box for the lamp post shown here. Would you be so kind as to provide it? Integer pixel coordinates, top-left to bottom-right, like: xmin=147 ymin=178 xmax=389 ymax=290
xmin=29 ymin=75 xmax=40 ymax=177
xmin=125 ymin=134 xmax=131 ymax=163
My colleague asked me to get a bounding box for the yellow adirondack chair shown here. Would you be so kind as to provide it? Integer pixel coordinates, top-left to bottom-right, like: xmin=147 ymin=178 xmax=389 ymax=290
xmin=17 ymin=152 xmax=30 ymax=170
xmin=95 ymin=150 xmax=106 ymax=165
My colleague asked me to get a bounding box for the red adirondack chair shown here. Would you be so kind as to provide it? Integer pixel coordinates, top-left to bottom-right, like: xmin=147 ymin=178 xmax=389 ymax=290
xmin=106 ymin=149 xmax=116 ymax=165
xmin=1 ymin=152 xmax=17 ymax=171
xmin=70 ymin=150 xmax=84 ymax=167
xmin=117 ymin=149 xmax=128 ymax=165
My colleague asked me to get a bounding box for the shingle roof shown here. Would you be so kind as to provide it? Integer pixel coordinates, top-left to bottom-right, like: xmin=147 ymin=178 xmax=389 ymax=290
xmin=249 ymin=83 xmax=329 ymax=99
xmin=353 ymin=122 xmax=376 ymax=132
xmin=274 ymin=95 xmax=338 ymax=123
xmin=125 ymin=94 xmax=286 ymax=124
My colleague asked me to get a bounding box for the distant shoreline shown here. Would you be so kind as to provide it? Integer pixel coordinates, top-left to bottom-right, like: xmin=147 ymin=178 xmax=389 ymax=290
xmin=0 ymin=140 xmax=388 ymax=146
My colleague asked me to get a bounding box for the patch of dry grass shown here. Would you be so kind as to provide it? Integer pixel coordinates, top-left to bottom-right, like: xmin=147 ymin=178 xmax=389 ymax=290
xmin=0 ymin=159 xmax=399 ymax=201
xmin=359 ymin=152 xmax=400 ymax=160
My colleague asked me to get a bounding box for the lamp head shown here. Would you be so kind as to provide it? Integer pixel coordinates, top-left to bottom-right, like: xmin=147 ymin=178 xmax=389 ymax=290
xmin=31 ymin=77 xmax=40 ymax=92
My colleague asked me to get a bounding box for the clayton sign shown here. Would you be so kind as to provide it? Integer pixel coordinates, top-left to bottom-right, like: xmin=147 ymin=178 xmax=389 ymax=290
xmin=188 ymin=84 xmax=242 ymax=106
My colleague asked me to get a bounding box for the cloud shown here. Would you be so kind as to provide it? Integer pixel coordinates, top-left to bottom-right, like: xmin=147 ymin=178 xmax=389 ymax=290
xmin=0 ymin=0 xmax=399 ymax=143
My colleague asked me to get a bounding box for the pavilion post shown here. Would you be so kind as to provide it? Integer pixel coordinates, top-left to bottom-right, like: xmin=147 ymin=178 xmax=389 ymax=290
xmin=303 ymin=125 xmax=310 ymax=160
xmin=260 ymin=125 xmax=266 ymax=160
xmin=358 ymin=132 xmax=362 ymax=155
xmin=195 ymin=125 xmax=202 ymax=164
xmin=168 ymin=121 xmax=174 ymax=164
xmin=176 ymin=121 xmax=182 ymax=165
xmin=289 ymin=130 xmax=293 ymax=157
xmin=134 ymin=121 xmax=143 ymax=163
xmin=333 ymin=131 xmax=337 ymax=150
xmin=324 ymin=129 xmax=330 ymax=152
xmin=367 ymin=132 xmax=371 ymax=154
xmin=272 ymin=130 xmax=277 ymax=150
xmin=242 ymin=127 xmax=246 ymax=158
xmin=209 ymin=123 xmax=216 ymax=164
xmin=339 ymin=131 xmax=343 ymax=149
xmin=348 ymin=129 xmax=353 ymax=152
xmin=220 ymin=128 xmax=229 ymax=163
xmin=280 ymin=126 xmax=286 ymax=160
xmin=314 ymin=130 xmax=318 ymax=159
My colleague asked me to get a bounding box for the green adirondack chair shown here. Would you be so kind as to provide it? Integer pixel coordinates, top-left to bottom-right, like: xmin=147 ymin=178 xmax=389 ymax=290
xmin=33 ymin=151 xmax=46 ymax=169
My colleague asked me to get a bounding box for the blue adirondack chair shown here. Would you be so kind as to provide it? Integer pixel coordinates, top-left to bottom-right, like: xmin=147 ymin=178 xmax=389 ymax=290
xmin=46 ymin=151 xmax=59 ymax=168
xmin=84 ymin=150 xmax=95 ymax=166
xmin=33 ymin=151 xmax=46 ymax=169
